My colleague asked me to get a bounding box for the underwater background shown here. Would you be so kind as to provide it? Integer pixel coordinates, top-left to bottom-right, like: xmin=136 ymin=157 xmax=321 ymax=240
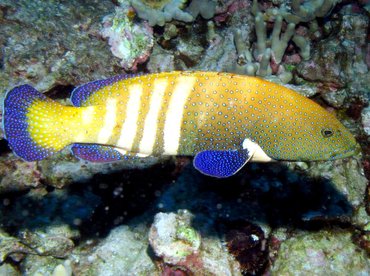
xmin=0 ymin=0 xmax=369 ymax=275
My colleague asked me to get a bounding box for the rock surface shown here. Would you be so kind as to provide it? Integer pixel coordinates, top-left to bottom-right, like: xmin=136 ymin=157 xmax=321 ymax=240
xmin=0 ymin=0 xmax=369 ymax=275
xmin=270 ymin=230 xmax=370 ymax=275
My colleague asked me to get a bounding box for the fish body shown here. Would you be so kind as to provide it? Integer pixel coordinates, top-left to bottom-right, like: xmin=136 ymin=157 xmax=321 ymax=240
xmin=2 ymin=71 xmax=358 ymax=177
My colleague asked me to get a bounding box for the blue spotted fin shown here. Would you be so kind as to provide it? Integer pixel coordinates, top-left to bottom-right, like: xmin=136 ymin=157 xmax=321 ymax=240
xmin=2 ymin=85 xmax=56 ymax=161
xmin=71 ymin=144 xmax=142 ymax=162
xmin=193 ymin=148 xmax=252 ymax=178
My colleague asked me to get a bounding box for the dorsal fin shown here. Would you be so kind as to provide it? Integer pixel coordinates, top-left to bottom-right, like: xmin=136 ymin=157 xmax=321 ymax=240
xmin=70 ymin=74 xmax=141 ymax=107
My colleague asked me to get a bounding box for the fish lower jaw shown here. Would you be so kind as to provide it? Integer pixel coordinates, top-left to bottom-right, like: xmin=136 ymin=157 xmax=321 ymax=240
xmin=327 ymin=146 xmax=359 ymax=160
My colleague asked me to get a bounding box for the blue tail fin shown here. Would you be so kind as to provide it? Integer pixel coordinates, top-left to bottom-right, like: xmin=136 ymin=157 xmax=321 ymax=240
xmin=2 ymin=85 xmax=55 ymax=161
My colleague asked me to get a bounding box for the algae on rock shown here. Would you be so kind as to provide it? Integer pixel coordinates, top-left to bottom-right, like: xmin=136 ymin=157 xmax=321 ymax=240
xmin=270 ymin=230 xmax=370 ymax=275
xmin=101 ymin=4 xmax=154 ymax=71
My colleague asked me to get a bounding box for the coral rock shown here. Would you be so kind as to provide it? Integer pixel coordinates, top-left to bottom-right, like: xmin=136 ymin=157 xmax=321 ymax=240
xmin=101 ymin=5 xmax=154 ymax=71
xmin=270 ymin=230 xmax=370 ymax=274
xmin=128 ymin=0 xmax=193 ymax=26
xmin=362 ymin=106 xmax=370 ymax=135
xmin=0 ymin=154 xmax=42 ymax=194
xmin=149 ymin=211 xmax=201 ymax=265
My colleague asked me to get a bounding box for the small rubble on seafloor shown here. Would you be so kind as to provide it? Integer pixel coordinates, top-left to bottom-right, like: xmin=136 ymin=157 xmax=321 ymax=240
xmin=0 ymin=0 xmax=369 ymax=275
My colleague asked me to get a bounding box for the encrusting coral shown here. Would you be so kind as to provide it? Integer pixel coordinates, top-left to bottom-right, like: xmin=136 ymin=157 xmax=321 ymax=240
xmin=232 ymin=0 xmax=340 ymax=82
xmin=127 ymin=0 xmax=193 ymax=26
xmin=187 ymin=0 xmax=217 ymax=20
xmin=101 ymin=3 xmax=154 ymax=71
xmin=281 ymin=0 xmax=340 ymax=23
xmin=127 ymin=0 xmax=217 ymax=26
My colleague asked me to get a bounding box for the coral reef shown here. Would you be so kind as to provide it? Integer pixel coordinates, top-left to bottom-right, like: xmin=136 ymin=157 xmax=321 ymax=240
xmin=0 ymin=154 xmax=42 ymax=193
xmin=187 ymin=0 xmax=217 ymax=20
xmin=149 ymin=211 xmax=201 ymax=265
xmin=0 ymin=230 xmax=33 ymax=264
xmin=148 ymin=210 xmax=240 ymax=275
xmin=0 ymin=156 xmax=369 ymax=274
xmin=297 ymin=4 xmax=370 ymax=101
xmin=101 ymin=3 xmax=154 ymax=71
xmin=18 ymin=225 xmax=77 ymax=258
xmin=0 ymin=263 xmax=18 ymax=276
xmin=280 ymin=0 xmax=340 ymax=23
xmin=225 ymin=221 xmax=268 ymax=274
xmin=0 ymin=0 xmax=369 ymax=275
xmin=0 ymin=0 xmax=119 ymax=96
xmin=290 ymin=156 xmax=368 ymax=213
xmin=127 ymin=0 xmax=193 ymax=26
xmin=127 ymin=0 xmax=218 ymax=27
xmin=231 ymin=0 xmax=341 ymax=82
xmin=50 ymin=261 xmax=73 ymax=276
xmin=146 ymin=46 xmax=176 ymax=73
xmin=39 ymin=149 xmax=167 ymax=188
xmin=362 ymin=106 xmax=370 ymax=135
xmin=72 ymin=224 xmax=157 ymax=275
xmin=270 ymin=230 xmax=370 ymax=274
xmin=0 ymin=148 xmax=168 ymax=193
xmin=22 ymin=256 xmax=73 ymax=276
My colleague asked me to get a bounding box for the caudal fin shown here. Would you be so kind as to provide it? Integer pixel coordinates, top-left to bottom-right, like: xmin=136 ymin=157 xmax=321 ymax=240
xmin=2 ymin=85 xmax=56 ymax=161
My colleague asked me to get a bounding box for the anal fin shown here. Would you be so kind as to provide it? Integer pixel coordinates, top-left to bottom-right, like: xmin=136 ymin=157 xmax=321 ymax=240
xmin=71 ymin=144 xmax=137 ymax=162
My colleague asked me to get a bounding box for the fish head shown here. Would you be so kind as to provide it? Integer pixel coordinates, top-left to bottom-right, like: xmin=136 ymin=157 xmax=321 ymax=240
xmin=251 ymin=106 xmax=359 ymax=161
xmin=302 ymin=113 xmax=359 ymax=160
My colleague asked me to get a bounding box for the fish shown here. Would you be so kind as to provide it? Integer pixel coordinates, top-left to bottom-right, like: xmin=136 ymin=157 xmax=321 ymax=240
xmin=2 ymin=71 xmax=359 ymax=178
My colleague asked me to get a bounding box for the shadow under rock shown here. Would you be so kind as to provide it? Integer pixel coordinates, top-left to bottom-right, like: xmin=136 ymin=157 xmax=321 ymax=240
xmin=0 ymin=139 xmax=11 ymax=154
xmin=0 ymin=158 xmax=353 ymax=240
xmin=0 ymin=160 xmax=177 ymax=239
xmin=77 ymin=160 xmax=177 ymax=238
xmin=158 ymin=161 xmax=354 ymax=232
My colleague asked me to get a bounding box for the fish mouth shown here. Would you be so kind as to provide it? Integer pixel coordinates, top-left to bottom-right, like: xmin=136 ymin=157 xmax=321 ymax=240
xmin=331 ymin=143 xmax=361 ymax=160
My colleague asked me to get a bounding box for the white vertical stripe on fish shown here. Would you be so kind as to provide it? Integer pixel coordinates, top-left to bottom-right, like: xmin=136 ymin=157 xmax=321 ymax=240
xmin=82 ymin=106 xmax=95 ymax=125
xmin=117 ymin=84 xmax=143 ymax=150
xmin=163 ymin=76 xmax=195 ymax=154
xmin=115 ymin=148 xmax=148 ymax=158
xmin=139 ymin=79 xmax=168 ymax=154
xmin=97 ymin=98 xmax=117 ymax=144
xmin=115 ymin=148 xmax=127 ymax=155
xmin=75 ymin=106 xmax=96 ymax=141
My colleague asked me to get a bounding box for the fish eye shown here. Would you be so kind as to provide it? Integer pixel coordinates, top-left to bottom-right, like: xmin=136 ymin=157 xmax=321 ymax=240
xmin=321 ymin=128 xmax=334 ymax=138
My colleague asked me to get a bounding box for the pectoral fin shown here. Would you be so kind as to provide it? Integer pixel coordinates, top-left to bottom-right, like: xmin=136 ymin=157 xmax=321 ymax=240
xmin=193 ymin=149 xmax=253 ymax=178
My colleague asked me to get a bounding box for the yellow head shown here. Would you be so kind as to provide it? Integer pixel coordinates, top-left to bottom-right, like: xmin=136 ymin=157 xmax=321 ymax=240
xmin=247 ymin=90 xmax=359 ymax=161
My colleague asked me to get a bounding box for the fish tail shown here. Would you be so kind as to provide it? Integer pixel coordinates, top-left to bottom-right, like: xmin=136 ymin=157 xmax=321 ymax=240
xmin=2 ymin=85 xmax=68 ymax=161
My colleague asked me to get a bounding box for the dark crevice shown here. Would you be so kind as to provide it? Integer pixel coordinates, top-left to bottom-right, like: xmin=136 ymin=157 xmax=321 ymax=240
xmin=44 ymin=85 xmax=75 ymax=100
xmin=0 ymin=139 xmax=11 ymax=155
